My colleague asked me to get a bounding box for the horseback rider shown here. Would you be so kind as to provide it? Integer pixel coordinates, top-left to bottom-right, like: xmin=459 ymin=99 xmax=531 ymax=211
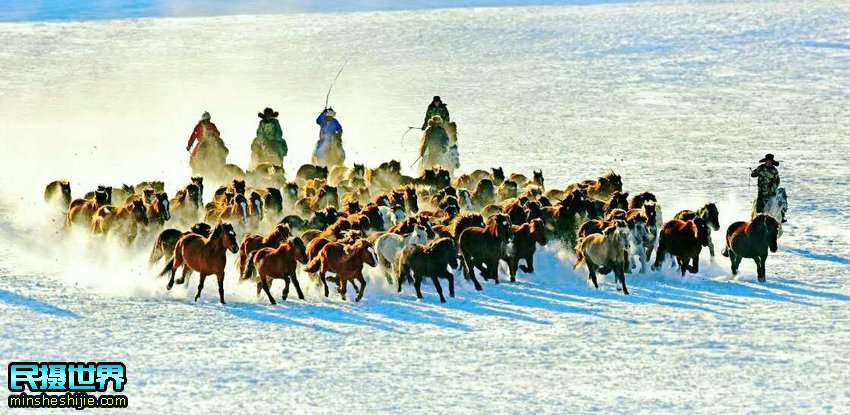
xmin=312 ymin=107 xmax=345 ymax=167
xmin=421 ymin=96 xmax=450 ymax=130
xmin=186 ymin=111 xmax=220 ymax=155
xmin=750 ymin=153 xmax=782 ymax=218
xmin=418 ymin=115 xmax=453 ymax=176
xmin=250 ymin=107 xmax=287 ymax=170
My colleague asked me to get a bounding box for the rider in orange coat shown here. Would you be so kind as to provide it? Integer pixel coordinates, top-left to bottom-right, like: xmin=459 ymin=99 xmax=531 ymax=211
xmin=187 ymin=111 xmax=220 ymax=157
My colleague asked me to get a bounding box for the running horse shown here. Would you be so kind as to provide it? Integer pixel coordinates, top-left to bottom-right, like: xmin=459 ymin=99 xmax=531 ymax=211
xmin=161 ymin=222 xmax=239 ymax=304
xmin=722 ymin=213 xmax=780 ymax=283
xmin=241 ymin=237 xmax=310 ymax=304
xmin=303 ymin=238 xmax=378 ymax=301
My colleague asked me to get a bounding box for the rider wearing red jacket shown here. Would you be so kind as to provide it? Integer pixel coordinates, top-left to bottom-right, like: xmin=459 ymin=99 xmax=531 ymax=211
xmin=187 ymin=111 xmax=220 ymax=157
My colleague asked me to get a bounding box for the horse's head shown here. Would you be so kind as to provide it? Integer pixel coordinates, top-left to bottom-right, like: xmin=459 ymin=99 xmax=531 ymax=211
xmin=374 ymin=194 xmax=390 ymax=207
xmin=346 ymin=200 xmax=361 ymax=214
xmin=191 ymin=222 xmax=212 ymax=237
xmin=323 ymin=206 xmax=340 ymax=227
xmin=404 ymin=186 xmax=419 ymax=213
xmin=355 ymin=239 xmax=378 ymax=267
xmin=95 ymin=189 xmax=110 ymax=205
xmin=185 ymin=184 xmax=201 ymax=207
xmin=157 ymin=192 xmax=171 ymax=221
xmin=492 ymin=167 xmax=505 ymax=183
xmin=250 ymin=191 xmax=264 ymax=221
xmin=290 ymin=237 xmax=309 ymax=264
xmin=489 ymin=213 xmax=513 ymax=243
xmin=233 ymin=194 xmax=249 ymax=221
xmin=753 ymin=214 xmax=780 ymax=253
xmin=412 ymin=225 xmax=428 ymax=243
xmin=526 ymin=201 xmax=543 ymax=220
xmin=629 ymin=218 xmax=649 ymax=246
xmin=390 ymin=190 xmax=404 ymax=206
xmin=388 ymin=160 xmax=401 ymax=174
xmin=418 ymin=214 xmax=436 ymax=239
xmin=530 ymin=218 xmax=548 ymax=246
xmin=285 ymin=182 xmax=300 ymax=200
xmin=432 ymin=237 xmax=459 ymax=270
xmin=643 ymin=202 xmax=658 ymax=225
xmin=352 ymin=163 xmax=365 ymax=178
xmin=601 ymin=171 xmax=623 ymax=192
xmin=218 ymin=223 xmax=239 ymax=253
xmin=533 ymin=170 xmax=544 ymax=188
xmin=606 ymin=208 xmax=627 ymax=222
xmin=692 ymin=217 xmax=710 ymax=247
xmin=705 ymin=202 xmax=720 ymax=231
xmin=391 ymin=205 xmax=406 ymax=222
xmin=231 ymin=179 xmax=246 ymax=195
xmin=319 ymin=166 xmax=329 ymax=177
xmin=131 ymin=199 xmax=149 ymax=225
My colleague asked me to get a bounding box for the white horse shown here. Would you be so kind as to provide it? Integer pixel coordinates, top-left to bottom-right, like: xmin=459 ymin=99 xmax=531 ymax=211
xmin=375 ymin=225 xmax=429 ymax=279
xmin=754 ymin=188 xmax=787 ymax=236
xmin=377 ymin=205 xmax=406 ymax=230
xmin=628 ymin=219 xmax=650 ymax=273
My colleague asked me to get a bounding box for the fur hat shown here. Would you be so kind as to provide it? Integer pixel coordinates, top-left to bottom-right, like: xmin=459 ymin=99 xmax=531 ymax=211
xmin=432 ymin=96 xmax=442 ymax=103
xmin=201 ymin=111 xmax=211 ymax=121
xmin=258 ymin=107 xmax=279 ymax=119
xmin=759 ymin=153 xmax=780 ymax=166
xmin=325 ymin=108 xmax=336 ymax=117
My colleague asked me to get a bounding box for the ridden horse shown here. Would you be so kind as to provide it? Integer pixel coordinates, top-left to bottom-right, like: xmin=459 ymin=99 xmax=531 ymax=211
xmin=374 ymin=225 xmax=429 ymax=281
xmin=90 ymin=199 xmax=149 ymax=244
xmin=755 ymin=188 xmax=787 ymax=236
xmin=504 ymin=218 xmax=548 ymax=282
xmin=396 ymin=238 xmax=460 ymax=303
xmin=149 ymin=223 xmax=212 ymax=266
xmin=652 ymin=218 xmax=710 ymax=276
xmin=44 ymin=180 xmax=72 ymax=212
xmin=458 ymin=213 xmax=513 ymax=289
xmin=574 ymin=223 xmax=631 ymax=294
xmin=236 ymin=223 xmax=292 ymax=275
xmin=162 ymin=222 xmax=239 ymax=304
xmin=242 ymin=237 xmax=309 ymax=304
xmin=722 ymin=214 xmax=780 ymax=283
xmin=304 ymin=239 xmax=378 ymax=301
xmin=674 ymin=202 xmax=720 ymax=257
xmin=146 ymin=192 xmax=171 ymax=227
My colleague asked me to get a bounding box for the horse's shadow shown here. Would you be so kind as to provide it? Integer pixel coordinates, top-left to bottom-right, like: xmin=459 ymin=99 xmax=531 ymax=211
xmin=0 ymin=288 xmax=80 ymax=319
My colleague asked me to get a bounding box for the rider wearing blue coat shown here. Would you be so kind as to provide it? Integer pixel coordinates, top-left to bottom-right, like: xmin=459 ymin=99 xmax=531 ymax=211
xmin=312 ymin=107 xmax=345 ymax=166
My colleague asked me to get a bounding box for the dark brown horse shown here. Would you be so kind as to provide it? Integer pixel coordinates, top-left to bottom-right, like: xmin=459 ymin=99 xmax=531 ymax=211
xmin=674 ymin=202 xmax=720 ymax=257
xmin=236 ymin=223 xmax=292 ymax=275
xmin=303 ymin=238 xmax=378 ymax=301
xmin=504 ymin=218 xmax=548 ymax=282
xmin=162 ymin=222 xmax=239 ymax=304
xmin=170 ymin=183 xmax=202 ymax=224
xmin=652 ymin=218 xmax=710 ymax=276
xmin=44 ymin=180 xmax=72 ymax=211
xmin=146 ymin=192 xmax=171 ymax=226
xmin=242 ymin=237 xmax=309 ymax=303
xmin=722 ymin=214 xmax=779 ymax=283
xmin=458 ymin=213 xmax=513 ymax=289
xmin=395 ymin=238 xmax=460 ymax=303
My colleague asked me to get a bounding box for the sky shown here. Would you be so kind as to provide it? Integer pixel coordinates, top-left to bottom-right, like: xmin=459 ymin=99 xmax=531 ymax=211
xmin=0 ymin=0 xmax=640 ymax=22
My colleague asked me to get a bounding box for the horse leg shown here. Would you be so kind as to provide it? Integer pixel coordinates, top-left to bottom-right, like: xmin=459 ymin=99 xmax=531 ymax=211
xmin=431 ymin=275 xmax=446 ymax=303
xmin=320 ymin=271 xmax=330 ymax=298
xmin=507 ymin=257 xmax=518 ymax=283
xmin=355 ymin=273 xmax=367 ymax=302
xmin=178 ymin=267 xmax=192 ymax=285
xmin=619 ymin=267 xmax=629 ymax=295
xmin=281 ymin=276 xmax=290 ymax=301
xmin=338 ymin=276 xmax=347 ymax=301
xmin=256 ymin=281 xmax=263 ymax=297
xmin=166 ymin=264 xmax=179 ymax=291
xmin=444 ymin=271 xmax=456 ymax=298
xmin=729 ymin=251 xmax=741 ymax=275
xmin=520 ymin=255 xmax=534 ymax=274
xmin=195 ymin=273 xmax=207 ymax=302
xmin=651 ymin=245 xmax=666 ymax=271
xmin=290 ymin=273 xmax=305 ymax=300
xmin=708 ymin=237 xmax=716 ymax=258
xmin=689 ymin=256 xmax=700 ymax=274
xmin=464 ymin=255 xmax=483 ymax=291
xmin=216 ymin=273 xmax=226 ymax=305
xmin=262 ymin=276 xmax=277 ymax=305
xmin=588 ymin=263 xmax=599 ymax=290
xmin=489 ymin=259 xmax=500 ymax=285
xmin=756 ymin=257 xmax=766 ymax=283
xmin=413 ymin=274 xmax=424 ymax=299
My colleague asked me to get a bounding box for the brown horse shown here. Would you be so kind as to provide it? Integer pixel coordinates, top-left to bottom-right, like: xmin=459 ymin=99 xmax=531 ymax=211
xmin=242 ymin=237 xmax=309 ymax=303
xmin=236 ymin=223 xmax=292 ymax=275
xmin=652 ymin=218 xmax=710 ymax=276
xmin=395 ymin=237 xmax=460 ymax=302
xmin=504 ymin=218 xmax=548 ymax=282
xmin=90 ymin=199 xmax=149 ymax=244
xmin=210 ymin=193 xmax=249 ymax=223
xmin=170 ymin=183 xmax=202 ymax=224
xmin=162 ymin=222 xmax=239 ymax=304
xmin=303 ymin=238 xmax=378 ymax=301
xmin=722 ymin=214 xmax=779 ymax=283
xmin=566 ymin=171 xmax=623 ymax=200
xmin=674 ymin=202 xmax=720 ymax=257
xmin=458 ymin=213 xmax=513 ymax=289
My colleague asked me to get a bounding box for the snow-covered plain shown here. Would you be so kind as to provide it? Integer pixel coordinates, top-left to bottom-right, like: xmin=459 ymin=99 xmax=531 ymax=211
xmin=1 ymin=1 xmax=849 ymax=413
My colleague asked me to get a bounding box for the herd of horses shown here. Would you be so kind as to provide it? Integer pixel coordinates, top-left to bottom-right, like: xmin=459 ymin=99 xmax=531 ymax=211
xmin=44 ymin=161 xmax=782 ymax=304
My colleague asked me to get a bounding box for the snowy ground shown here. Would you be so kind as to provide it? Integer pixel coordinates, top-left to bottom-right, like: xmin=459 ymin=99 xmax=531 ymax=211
xmin=1 ymin=1 xmax=849 ymax=413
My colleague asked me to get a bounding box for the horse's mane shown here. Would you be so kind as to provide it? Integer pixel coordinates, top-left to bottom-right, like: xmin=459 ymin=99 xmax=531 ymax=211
xmin=601 ymin=170 xmax=620 ymax=181
xmin=263 ymin=224 xmax=291 ymax=245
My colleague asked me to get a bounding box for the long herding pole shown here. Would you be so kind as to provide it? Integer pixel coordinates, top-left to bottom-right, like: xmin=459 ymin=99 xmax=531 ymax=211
xmin=324 ymin=57 xmax=351 ymax=109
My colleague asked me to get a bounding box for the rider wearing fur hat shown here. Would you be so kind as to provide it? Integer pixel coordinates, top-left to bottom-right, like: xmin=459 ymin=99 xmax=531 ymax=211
xmin=421 ymin=96 xmax=450 ymax=130
xmin=250 ymin=107 xmax=287 ymax=170
xmin=751 ymin=153 xmax=781 ymax=214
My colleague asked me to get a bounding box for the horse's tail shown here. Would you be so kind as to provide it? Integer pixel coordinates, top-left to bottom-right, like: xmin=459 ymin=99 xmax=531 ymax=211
xmin=573 ymin=247 xmax=585 ymax=270
xmin=241 ymin=250 xmax=258 ymax=281
xmin=304 ymin=255 xmax=322 ymax=273
xmin=149 ymin=239 xmax=164 ymax=266
xmin=158 ymin=257 xmax=174 ymax=278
